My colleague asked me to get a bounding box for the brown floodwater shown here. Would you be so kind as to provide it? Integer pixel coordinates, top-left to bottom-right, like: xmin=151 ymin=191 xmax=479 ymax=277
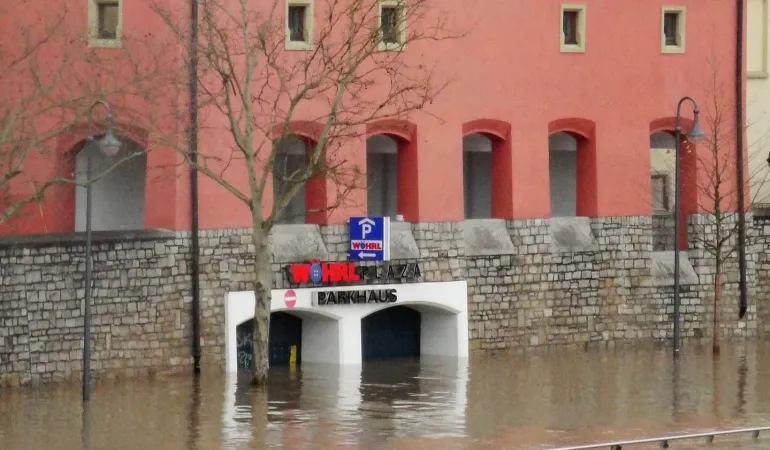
xmin=2 ymin=343 xmax=770 ymax=450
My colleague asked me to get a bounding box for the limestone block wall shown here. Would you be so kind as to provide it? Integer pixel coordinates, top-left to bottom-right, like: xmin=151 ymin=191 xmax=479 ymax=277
xmin=463 ymin=216 xmax=757 ymax=350
xmin=652 ymin=213 xmax=676 ymax=251
xmin=0 ymin=232 xmax=194 ymax=386
xmin=750 ymin=214 xmax=770 ymax=334
xmin=687 ymin=213 xmax=757 ymax=340
xmin=0 ymin=214 xmax=767 ymax=387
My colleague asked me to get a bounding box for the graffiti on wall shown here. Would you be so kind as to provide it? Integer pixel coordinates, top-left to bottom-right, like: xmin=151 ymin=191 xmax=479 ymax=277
xmin=236 ymin=320 xmax=254 ymax=371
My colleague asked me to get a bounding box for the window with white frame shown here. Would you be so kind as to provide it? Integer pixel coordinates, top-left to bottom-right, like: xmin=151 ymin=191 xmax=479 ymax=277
xmin=88 ymin=0 xmax=122 ymax=47
xmin=273 ymin=136 xmax=307 ymax=224
xmin=379 ymin=0 xmax=406 ymax=51
xmin=560 ymin=4 xmax=586 ymax=53
xmin=661 ymin=7 xmax=686 ymax=54
xmin=366 ymin=135 xmax=399 ymax=217
xmin=285 ymin=1 xmax=313 ymax=50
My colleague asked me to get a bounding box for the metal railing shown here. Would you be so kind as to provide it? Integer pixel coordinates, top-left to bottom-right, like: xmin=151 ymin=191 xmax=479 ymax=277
xmin=551 ymin=426 xmax=770 ymax=449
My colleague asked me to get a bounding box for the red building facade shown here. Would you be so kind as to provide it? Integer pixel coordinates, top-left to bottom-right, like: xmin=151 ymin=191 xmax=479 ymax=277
xmin=3 ymin=1 xmax=768 ymax=387
xmin=0 ymin=0 xmax=747 ymax=236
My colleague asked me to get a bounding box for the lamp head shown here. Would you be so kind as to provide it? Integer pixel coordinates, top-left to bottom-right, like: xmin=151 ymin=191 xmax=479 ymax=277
xmin=686 ymin=111 xmax=707 ymax=142
xmin=97 ymin=130 xmax=122 ymax=157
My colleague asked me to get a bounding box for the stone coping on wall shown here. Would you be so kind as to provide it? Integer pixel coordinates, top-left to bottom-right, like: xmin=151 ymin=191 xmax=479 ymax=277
xmin=0 ymin=228 xmax=176 ymax=249
xmin=461 ymin=219 xmax=515 ymax=257
xmin=0 ymin=214 xmax=737 ymax=261
xmin=390 ymin=221 xmax=420 ymax=259
xmin=650 ymin=251 xmax=700 ymax=286
xmin=752 ymin=204 xmax=770 ymax=220
xmin=548 ymin=217 xmax=599 ymax=253
xmin=268 ymin=224 xmax=328 ymax=263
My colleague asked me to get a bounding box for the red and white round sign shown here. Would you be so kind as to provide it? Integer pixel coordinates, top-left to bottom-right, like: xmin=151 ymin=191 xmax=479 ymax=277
xmin=284 ymin=289 xmax=297 ymax=309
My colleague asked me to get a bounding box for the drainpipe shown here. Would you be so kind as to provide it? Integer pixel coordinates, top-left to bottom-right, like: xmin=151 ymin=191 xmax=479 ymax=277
xmin=190 ymin=0 xmax=202 ymax=374
xmin=736 ymin=0 xmax=748 ymax=319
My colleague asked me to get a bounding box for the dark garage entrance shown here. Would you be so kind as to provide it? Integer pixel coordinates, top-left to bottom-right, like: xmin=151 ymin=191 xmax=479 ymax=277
xmin=235 ymin=313 xmax=302 ymax=371
xmin=361 ymin=305 xmax=421 ymax=361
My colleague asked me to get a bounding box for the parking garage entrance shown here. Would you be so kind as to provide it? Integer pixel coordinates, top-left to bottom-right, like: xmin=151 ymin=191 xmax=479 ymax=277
xmin=235 ymin=313 xmax=302 ymax=371
xmin=362 ymin=305 xmax=421 ymax=361
xmin=226 ymin=280 xmax=469 ymax=371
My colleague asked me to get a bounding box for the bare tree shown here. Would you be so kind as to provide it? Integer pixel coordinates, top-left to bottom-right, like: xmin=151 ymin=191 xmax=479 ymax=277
xmin=690 ymin=71 xmax=769 ymax=355
xmin=151 ymin=0 xmax=459 ymax=384
xmin=637 ymin=60 xmax=770 ymax=355
xmin=0 ymin=1 xmax=176 ymax=229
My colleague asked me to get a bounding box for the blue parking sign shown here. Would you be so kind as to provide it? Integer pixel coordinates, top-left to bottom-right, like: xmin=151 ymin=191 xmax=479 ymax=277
xmin=348 ymin=216 xmax=391 ymax=261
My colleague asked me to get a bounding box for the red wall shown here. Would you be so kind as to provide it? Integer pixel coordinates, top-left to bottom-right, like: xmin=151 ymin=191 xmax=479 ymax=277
xmin=0 ymin=0 xmax=187 ymax=235
xmin=0 ymin=0 xmax=744 ymax=234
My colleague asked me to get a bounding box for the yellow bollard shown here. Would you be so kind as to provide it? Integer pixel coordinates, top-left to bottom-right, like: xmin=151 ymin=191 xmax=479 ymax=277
xmin=289 ymin=345 xmax=297 ymax=372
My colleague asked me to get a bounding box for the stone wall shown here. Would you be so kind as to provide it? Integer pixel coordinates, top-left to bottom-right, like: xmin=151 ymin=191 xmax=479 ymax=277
xmin=0 ymin=214 xmax=766 ymax=387
xmin=464 ymin=215 xmax=757 ymax=350
xmin=750 ymin=214 xmax=770 ymax=335
xmin=0 ymin=231 xmax=195 ymax=386
xmin=652 ymin=212 xmax=675 ymax=251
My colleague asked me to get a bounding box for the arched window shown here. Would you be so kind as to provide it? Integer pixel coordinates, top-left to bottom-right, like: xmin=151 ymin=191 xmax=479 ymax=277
xmin=548 ymin=132 xmax=578 ymax=217
xmin=547 ymin=118 xmax=597 ymax=218
xmin=366 ymin=134 xmax=399 ymax=218
xmin=273 ymin=135 xmax=308 ymax=224
xmin=649 ymin=117 xmax=701 ymax=251
xmin=74 ymin=138 xmax=147 ymax=231
xmin=650 ymin=131 xmax=677 ymax=213
xmin=462 ymin=133 xmax=493 ymax=218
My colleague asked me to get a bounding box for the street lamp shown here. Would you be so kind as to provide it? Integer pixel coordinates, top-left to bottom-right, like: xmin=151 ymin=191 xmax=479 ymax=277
xmin=672 ymin=96 xmax=706 ymax=356
xmin=82 ymin=100 xmax=122 ymax=402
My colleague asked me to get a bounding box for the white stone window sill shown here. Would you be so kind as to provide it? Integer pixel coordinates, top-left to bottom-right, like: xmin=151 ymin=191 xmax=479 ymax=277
xmin=285 ymin=40 xmax=313 ymax=51
xmin=89 ymin=38 xmax=122 ymax=49
xmin=560 ymin=43 xmax=585 ymax=53
xmin=661 ymin=45 xmax=685 ymax=54
xmin=378 ymin=42 xmax=406 ymax=52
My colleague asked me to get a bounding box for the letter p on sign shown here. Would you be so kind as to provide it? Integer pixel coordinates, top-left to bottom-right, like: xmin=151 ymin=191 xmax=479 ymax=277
xmin=358 ymin=217 xmax=375 ymax=239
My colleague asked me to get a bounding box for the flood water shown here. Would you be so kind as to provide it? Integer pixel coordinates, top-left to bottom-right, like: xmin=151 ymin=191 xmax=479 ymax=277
xmin=2 ymin=343 xmax=770 ymax=449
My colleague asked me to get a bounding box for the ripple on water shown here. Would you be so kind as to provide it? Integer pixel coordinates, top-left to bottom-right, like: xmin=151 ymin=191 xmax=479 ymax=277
xmin=1 ymin=343 xmax=770 ymax=449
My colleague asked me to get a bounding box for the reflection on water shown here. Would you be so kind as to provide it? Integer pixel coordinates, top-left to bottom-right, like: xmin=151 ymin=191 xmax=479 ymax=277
xmin=2 ymin=343 xmax=770 ymax=449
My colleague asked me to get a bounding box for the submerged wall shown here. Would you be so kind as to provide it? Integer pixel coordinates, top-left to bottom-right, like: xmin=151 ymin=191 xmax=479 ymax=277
xmin=750 ymin=213 xmax=770 ymax=335
xmin=0 ymin=215 xmax=767 ymax=386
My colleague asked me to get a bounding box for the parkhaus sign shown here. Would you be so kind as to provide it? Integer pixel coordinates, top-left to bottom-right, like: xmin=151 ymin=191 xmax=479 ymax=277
xmin=285 ymin=259 xmax=422 ymax=286
xmin=313 ymin=288 xmax=398 ymax=306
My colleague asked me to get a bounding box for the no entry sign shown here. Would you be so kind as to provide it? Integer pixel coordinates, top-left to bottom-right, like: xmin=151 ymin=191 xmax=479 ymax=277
xmin=284 ymin=289 xmax=297 ymax=308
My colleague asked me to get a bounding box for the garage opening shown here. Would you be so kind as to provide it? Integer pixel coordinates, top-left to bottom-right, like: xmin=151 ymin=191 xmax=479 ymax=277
xmin=362 ymin=305 xmax=421 ymax=361
xmin=235 ymin=313 xmax=303 ymax=371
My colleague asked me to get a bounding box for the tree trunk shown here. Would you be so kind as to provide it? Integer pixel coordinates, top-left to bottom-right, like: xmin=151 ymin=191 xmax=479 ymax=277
xmin=251 ymin=227 xmax=273 ymax=386
xmin=712 ymin=270 xmax=722 ymax=355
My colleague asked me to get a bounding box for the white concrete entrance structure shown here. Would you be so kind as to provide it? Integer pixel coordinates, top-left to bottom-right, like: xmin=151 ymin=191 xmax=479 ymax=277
xmin=225 ymin=280 xmax=469 ymax=373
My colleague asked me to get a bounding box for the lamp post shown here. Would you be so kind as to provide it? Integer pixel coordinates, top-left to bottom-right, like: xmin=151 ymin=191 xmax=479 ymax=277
xmin=82 ymin=100 xmax=122 ymax=402
xmin=672 ymin=96 xmax=706 ymax=356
